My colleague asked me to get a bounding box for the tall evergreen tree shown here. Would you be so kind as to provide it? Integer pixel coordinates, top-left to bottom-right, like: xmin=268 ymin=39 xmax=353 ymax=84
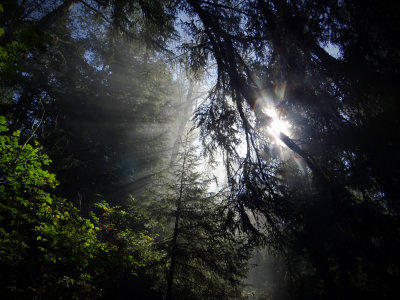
xmin=140 ymin=131 xmax=252 ymax=300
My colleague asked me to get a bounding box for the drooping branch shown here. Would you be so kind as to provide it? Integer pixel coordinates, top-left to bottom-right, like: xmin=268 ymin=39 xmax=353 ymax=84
xmin=187 ymin=0 xmax=326 ymax=180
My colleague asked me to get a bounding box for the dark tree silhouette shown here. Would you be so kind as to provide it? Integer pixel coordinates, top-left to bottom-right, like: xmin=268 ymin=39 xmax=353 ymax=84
xmin=179 ymin=1 xmax=400 ymax=298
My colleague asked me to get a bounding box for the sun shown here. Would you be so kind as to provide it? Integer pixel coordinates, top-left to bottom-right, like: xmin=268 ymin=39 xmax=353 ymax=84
xmin=270 ymin=115 xmax=290 ymax=135
xmin=263 ymin=106 xmax=290 ymax=135
xmin=263 ymin=106 xmax=291 ymax=144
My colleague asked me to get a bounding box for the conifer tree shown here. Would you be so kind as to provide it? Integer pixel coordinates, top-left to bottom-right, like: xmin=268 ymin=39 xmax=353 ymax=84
xmin=140 ymin=131 xmax=252 ymax=300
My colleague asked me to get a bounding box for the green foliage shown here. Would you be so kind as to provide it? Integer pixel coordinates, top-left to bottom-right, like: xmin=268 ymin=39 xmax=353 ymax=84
xmin=0 ymin=34 xmax=27 ymax=72
xmin=0 ymin=4 xmax=51 ymax=74
xmin=0 ymin=116 xmax=99 ymax=298
xmin=0 ymin=1 xmax=179 ymax=297
xmin=92 ymin=199 xmax=161 ymax=275
xmin=0 ymin=116 xmax=159 ymax=299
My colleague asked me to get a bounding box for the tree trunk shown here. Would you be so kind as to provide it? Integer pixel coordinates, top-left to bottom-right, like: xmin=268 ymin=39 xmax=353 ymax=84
xmin=169 ymin=81 xmax=194 ymax=168
xmin=166 ymin=145 xmax=188 ymax=300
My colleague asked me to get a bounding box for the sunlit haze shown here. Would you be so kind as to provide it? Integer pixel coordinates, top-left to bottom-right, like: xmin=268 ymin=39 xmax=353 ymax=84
xmin=2 ymin=1 xmax=397 ymax=299
xmin=263 ymin=106 xmax=291 ymax=145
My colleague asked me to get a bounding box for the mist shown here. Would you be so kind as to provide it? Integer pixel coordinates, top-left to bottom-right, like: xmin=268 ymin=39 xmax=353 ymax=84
xmin=1 ymin=1 xmax=400 ymax=299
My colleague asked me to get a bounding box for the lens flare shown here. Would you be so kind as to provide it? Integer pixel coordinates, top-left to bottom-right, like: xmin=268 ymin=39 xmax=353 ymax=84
xmin=274 ymin=82 xmax=287 ymax=99
xmin=293 ymin=154 xmax=305 ymax=174
xmin=263 ymin=106 xmax=291 ymax=141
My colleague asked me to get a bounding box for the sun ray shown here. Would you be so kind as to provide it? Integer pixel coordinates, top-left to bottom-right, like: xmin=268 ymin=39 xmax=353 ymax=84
xmin=262 ymin=106 xmax=291 ymax=146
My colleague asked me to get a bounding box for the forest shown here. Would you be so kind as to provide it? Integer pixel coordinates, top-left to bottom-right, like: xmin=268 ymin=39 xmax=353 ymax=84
xmin=1 ymin=0 xmax=399 ymax=299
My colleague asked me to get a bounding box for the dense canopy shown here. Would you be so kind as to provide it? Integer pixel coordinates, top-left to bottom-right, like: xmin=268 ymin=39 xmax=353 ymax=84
xmin=1 ymin=0 xmax=400 ymax=299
